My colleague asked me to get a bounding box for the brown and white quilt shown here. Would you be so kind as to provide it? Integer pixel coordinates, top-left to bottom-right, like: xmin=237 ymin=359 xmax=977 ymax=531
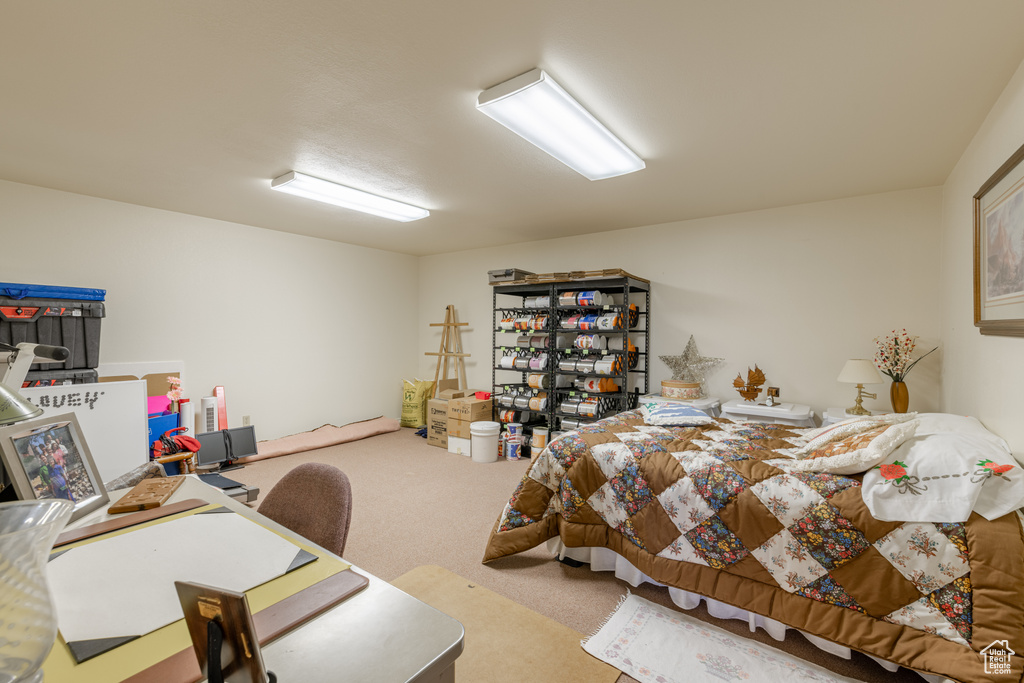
xmin=483 ymin=410 xmax=1024 ymax=683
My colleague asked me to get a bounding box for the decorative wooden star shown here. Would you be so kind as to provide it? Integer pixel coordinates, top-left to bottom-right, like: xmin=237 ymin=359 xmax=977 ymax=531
xmin=659 ymin=336 xmax=724 ymax=394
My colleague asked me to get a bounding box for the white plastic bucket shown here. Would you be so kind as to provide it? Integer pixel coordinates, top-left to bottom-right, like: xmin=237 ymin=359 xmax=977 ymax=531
xmin=470 ymin=421 xmax=501 ymax=463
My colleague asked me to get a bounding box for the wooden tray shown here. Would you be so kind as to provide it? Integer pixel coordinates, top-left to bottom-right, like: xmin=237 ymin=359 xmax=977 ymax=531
xmin=108 ymin=476 xmax=186 ymax=514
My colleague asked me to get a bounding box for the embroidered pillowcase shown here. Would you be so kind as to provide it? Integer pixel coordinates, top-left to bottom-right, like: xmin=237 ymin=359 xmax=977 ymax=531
xmin=862 ymin=414 xmax=1023 ymax=522
xmin=639 ymin=402 xmax=715 ymax=427
xmin=767 ymin=420 xmax=918 ymax=475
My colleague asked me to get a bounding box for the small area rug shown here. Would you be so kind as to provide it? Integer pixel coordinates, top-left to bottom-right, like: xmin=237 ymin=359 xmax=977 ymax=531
xmin=235 ymin=416 xmax=400 ymax=463
xmin=583 ymin=593 xmax=861 ymax=683
xmin=392 ymin=565 xmax=619 ymax=683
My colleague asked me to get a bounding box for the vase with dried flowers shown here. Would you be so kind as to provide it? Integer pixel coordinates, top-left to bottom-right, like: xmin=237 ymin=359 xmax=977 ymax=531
xmin=873 ymin=329 xmax=937 ymax=413
xmin=167 ymin=376 xmax=183 ymax=413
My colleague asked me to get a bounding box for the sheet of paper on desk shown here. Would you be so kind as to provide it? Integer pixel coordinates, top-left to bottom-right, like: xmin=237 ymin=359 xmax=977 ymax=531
xmin=48 ymin=510 xmax=314 ymax=655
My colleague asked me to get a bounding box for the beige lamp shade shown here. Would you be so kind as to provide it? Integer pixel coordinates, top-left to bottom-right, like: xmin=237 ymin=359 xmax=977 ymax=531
xmin=837 ymin=359 xmax=883 ymax=385
xmin=0 ymin=382 xmax=43 ymax=426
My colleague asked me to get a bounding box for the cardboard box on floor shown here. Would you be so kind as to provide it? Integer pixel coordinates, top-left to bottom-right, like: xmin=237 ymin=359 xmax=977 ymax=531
xmin=426 ymin=379 xmax=465 ymax=448
xmin=427 ymin=399 xmax=449 ymax=448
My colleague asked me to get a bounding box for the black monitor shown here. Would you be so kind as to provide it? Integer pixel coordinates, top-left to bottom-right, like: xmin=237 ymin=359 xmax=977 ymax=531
xmin=194 ymin=426 xmax=257 ymax=472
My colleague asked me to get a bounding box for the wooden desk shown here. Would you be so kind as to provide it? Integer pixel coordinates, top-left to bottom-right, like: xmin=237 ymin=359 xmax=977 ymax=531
xmin=54 ymin=477 xmax=464 ymax=682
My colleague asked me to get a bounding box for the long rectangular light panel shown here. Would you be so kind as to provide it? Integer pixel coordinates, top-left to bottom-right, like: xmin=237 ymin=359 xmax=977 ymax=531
xmin=477 ymin=68 xmax=645 ymax=181
xmin=270 ymin=171 xmax=430 ymax=222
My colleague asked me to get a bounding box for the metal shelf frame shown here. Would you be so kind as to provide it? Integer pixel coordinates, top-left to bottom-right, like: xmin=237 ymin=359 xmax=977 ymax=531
xmin=492 ymin=275 xmax=650 ymax=434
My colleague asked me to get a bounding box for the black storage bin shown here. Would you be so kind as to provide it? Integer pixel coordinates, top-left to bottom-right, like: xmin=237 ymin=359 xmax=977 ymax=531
xmin=23 ymin=368 xmax=99 ymax=387
xmin=0 ymin=283 xmax=106 ymax=370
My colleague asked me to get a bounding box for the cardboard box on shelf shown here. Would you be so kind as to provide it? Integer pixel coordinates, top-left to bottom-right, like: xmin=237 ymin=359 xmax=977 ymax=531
xmin=447 ymin=396 xmax=492 ymax=422
xmin=447 ymin=417 xmax=473 ymax=440
xmin=448 ymin=436 xmax=471 ymax=457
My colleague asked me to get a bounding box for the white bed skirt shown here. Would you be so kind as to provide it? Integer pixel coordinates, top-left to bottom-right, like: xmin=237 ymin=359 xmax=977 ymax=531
xmin=546 ymin=538 xmax=952 ymax=683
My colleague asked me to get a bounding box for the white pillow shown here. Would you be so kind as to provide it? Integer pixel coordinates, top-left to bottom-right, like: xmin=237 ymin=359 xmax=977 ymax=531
xmin=639 ymin=402 xmax=715 ymax=427
xmin=911 ymin=413 xmax=1011 ymax=452
xmin=766 ymin=420 xmax=918 ymax=475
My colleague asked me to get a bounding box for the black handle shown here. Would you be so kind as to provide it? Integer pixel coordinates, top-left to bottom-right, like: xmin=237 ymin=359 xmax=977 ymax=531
xmin=32 ymin=345 xmax=69 ymax=362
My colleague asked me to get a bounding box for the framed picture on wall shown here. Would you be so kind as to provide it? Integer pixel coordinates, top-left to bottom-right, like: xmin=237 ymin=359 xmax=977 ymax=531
xmin=974 ymin=140 xmax=1024 ymax=336
xmin=0 ymin=413 xmax=109 ymax=521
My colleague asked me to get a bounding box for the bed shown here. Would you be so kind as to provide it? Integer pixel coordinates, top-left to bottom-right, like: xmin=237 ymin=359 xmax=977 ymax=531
xmin=483 ymin=407 xmax=1024 ymax=683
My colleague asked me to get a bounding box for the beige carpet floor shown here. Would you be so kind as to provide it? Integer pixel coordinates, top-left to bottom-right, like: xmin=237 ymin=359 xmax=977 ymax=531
xmin=392 ymin=564 xmax=619 ymax=683
xmin=228 ymin=427 xmax=926 ymax=683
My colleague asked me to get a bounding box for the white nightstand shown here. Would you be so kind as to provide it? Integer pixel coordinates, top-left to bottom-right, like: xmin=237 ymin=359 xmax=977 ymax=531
xmin=639 ymin=394 xmax=722 ymax=417
xmin=821 ymin=407 xmax=884 ymax=425
xmin=720 ymin=399 xmax=815 ymax=427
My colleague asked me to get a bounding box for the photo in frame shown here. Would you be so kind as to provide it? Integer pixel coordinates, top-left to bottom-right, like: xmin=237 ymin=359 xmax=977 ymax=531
xmin=974 ymin=140 xmax=1024 ymax=336
xmin=0 ymin=413 xmax=109 ymax=521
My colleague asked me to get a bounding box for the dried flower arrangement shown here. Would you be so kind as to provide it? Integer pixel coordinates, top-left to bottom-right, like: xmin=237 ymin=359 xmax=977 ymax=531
xmin=873 ymin=329 xmax=937 ymax=383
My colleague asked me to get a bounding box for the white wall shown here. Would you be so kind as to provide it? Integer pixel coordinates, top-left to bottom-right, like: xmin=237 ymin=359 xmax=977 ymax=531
xmin=941 ymin=56 xmax=1024 ymax=457
xmin=1 ymin=180 xmax=419 ymax=440
xmin=418 ymin=188 xmax=943 ymax=418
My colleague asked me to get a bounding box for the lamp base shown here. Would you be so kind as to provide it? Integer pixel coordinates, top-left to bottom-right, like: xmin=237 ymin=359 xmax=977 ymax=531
xmin=845 ymin=404 xmax=872 ymax=416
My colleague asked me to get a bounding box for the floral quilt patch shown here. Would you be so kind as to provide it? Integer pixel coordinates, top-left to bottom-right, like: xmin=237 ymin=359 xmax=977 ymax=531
xmin=587 ymin=481 xmax=630 ymax=529
xmin=547 ymin=433 xmax=590 ymax=470
xmin=616 ymin=517 xmax=646 ymax=550
xmin=791 ymin=472 xmax=859 ymax=499
xmin=656 ymin=533 xmax=710 ymax=565
xmin=874 ymin=522 xmax=969 ymax=594
xmin=750 ymin=474 xmax=825 ymax=527
xmin=559 ymin=477 xmax=587 ymax=519
xmin=883 ymin=597 xmax=969 ymax=646
xmin=685 ymin=516 xmax=749 ymax=569
xmin=498 ymin=502 xmax=537 ymax=532
xmin=795 ymin=575 xmax=864 ymax=612
xmin=657 ymin=476 xmax=716 ymax=534
xmin=689 ymin=463 xmax=747 ymax=512
xmin=788 ymin=502 xmax=870 ymax=570
xmin=590 ymin=441 xmax=635 ymax=479
xmin=608 ymin=463 xmax=654 ymax=517
xmin=750 ymin=528 xmax=829 ymax=592
xmin=927 ymin=575 xmax=972 ymax=643
xmin=623 ymin=436 xmax=669 ymax=462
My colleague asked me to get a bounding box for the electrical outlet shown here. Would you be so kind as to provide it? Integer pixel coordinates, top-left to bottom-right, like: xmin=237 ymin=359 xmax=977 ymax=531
xmin=242 ymin=415 xmax=251 ymax=426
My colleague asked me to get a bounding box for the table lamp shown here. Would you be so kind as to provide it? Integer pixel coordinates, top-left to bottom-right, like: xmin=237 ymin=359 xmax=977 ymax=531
xmin=837 ymin=359 xmax=883 ymax=416
xmin=0 ymin=381 xmax=43 ymax=426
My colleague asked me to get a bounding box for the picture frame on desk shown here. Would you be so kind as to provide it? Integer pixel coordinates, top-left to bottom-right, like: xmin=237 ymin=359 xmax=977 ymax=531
xmin=0 ymin=413 xmax=109 ymax=522
xmin=974 ymin=139 xmax=1024 ymax=337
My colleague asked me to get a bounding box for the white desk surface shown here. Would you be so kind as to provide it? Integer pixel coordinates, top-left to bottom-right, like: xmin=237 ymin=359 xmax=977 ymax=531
xmin=63 ymin=476 xmax=464 ymax=683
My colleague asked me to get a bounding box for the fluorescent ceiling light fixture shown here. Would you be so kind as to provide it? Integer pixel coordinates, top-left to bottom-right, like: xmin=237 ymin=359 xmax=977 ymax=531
xmin=476 ymin=68 xmax=645 ymax=181
xmin=270 ymin=171 xmax=429 ymax=222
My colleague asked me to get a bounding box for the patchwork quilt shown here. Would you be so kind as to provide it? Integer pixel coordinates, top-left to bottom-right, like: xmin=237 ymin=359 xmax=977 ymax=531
xmin=483 ymin=411 xmax=1024 ymax=683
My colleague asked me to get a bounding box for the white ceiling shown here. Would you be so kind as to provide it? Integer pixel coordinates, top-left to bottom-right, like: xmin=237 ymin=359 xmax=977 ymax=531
xmin=3 ymin=1 xmax=1024 ymax=256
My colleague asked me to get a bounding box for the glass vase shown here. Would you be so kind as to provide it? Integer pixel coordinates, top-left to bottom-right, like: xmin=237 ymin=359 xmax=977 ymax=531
xmin=0 ymin=499 xmax=73 ymax=683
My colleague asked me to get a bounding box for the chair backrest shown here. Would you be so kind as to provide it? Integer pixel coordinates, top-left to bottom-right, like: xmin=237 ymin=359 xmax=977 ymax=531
xmin=257 ymin=462 xmax=352 ymax=557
